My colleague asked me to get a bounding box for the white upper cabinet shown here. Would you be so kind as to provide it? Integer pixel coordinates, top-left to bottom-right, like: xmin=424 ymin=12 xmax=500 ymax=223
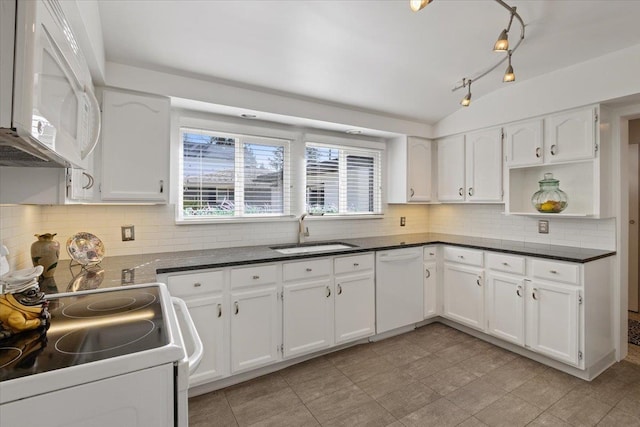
xmin=100 ymin=89 xmax=170 ymax=202
xmin=437 ymin=135 xmax=466 ymax=201
xmin=387 ymin=136 xmax=433 ymax=203
xmin=465 ymin=128 xmax=503 ymax=202
xmin=545 ymin=107 xmax=596 ymax=163
xmin=504 ymin=119 xmax=544 ymax=167
xmin=437 ymin=130 xmax=502 ymax=203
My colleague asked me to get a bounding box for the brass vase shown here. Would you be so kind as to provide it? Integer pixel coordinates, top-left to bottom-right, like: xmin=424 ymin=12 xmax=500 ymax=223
xmin=31 ymin=233 xmax=60 ymax=278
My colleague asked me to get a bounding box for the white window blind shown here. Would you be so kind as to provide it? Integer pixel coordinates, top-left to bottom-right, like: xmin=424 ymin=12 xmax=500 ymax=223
xmin=305 ymin=142 xmax=382 ymax=215
xmin=180 ymin=128 xmax=290 ymax=219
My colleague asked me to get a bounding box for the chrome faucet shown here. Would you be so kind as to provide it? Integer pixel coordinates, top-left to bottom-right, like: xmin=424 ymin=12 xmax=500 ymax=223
xmin=298 ymin=213 xmax=310 ymax=244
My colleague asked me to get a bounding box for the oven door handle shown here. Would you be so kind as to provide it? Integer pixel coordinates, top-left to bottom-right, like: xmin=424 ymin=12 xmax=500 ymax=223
xmin=171 ymin=297 xmax=203 ymax=375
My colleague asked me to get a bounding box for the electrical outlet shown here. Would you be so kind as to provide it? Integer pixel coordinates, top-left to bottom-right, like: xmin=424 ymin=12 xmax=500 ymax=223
xmin=121 ymin=268 xmax=135 ymax=284
xmin=121 ymin=225 xmax=135 ymax=241
xmin=400 ymin=217 xmax=406 ymax=227
xmin=538 ymin=220 xmax=549 ymax=234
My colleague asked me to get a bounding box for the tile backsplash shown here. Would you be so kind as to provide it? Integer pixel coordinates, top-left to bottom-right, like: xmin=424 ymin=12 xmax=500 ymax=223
xmin=0 ymin=202 xmax=615 ymax=271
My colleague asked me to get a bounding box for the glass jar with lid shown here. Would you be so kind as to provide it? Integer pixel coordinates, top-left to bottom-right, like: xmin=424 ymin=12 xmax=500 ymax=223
xmin=531 ymin=173 xmax=568 ymax=213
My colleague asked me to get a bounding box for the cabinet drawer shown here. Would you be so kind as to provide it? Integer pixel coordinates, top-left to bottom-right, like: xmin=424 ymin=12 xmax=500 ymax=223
xmin=423 ymin=246 xmax=437 ymax=261
xmin=283 ymin=258 xmax=331 ymax=281
xmin=487 ymin=253 xmax=525 ymax=275
xmin=334 ymin=253 xmax=374 ymax=275
xmin=443 ymin=246 xmax=483 ymax=267
xmin=532 ymin=259 xmax=580 ymax=285
xmin=167 ymin=270 xmax=224 ymax=297
xmin=230 ymin=264 xmax=278 ymax=287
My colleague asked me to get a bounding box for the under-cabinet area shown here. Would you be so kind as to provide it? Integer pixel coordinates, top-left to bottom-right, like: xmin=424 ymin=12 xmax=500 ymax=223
xmin=158 ymin=242 xmax=615 ymax=396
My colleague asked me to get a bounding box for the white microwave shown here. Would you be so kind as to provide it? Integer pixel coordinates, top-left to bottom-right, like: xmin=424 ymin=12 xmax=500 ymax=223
xmin=0 ymin=0 xmax=100 ymax=168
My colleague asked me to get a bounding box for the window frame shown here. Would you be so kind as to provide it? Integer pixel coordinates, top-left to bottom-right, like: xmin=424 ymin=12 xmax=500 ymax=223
xmin=178 ymin=126 xmax=291 ymax=222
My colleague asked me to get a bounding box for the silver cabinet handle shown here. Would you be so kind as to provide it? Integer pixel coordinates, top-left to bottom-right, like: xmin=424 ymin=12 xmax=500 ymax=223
xmin=337 ymin=284 xmax=342 ymax=295
xmin=193 ymin=282 xmax=202 ymax=288
xmin=458 ymin=255 xmax=465 ymax=259
xmin=535 ymin=147 xmax=541 ymax=158
xmin=458 ymin=187 xmax=464 ymax=196
xmin=429 ymin=252 xmax=435 ymax=256
xmin=306 ymin=268 xmax=313 ymax=272
xmin=160 ymin=179 xmax=164 ymax=193
xmin=502 ymin=262 xmax=509 ymax=266
xmin=425 ymin=268 xmax=431 ymax=279
xmin=252 ymin=275 xmax=260 ymax=280
xmin=353 ymin=263 xmax=359 ymax=267
xmin=217 ymin=303 xmax=222 ymax=318
xmin=532 ymin=288 xmax=539 ymax=300
xmin=234 ymin=301 xmax=239 ymax=315
xmin=516 ymin=285 xmax=522 ymax=297
xmin=82 ymin=172 xmax=95 ymax=189
xmin=468 ymin=187 xmax=474 ymax=197
xmin=550 ymin=270 xmax=558 ymax=274
xmin=326 ymin=286 xmax=331 ymax=298
xmin=476 ymin=276 xmax=482 ymax=286
xmin=410 ymin=188 xmax=415 ymax=197
xmin=550 ymin=144 xmax=557 ymax=156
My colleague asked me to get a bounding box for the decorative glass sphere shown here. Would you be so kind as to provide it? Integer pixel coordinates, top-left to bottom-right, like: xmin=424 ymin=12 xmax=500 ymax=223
xmin=531 ymin=173 xmax=568 ymax=213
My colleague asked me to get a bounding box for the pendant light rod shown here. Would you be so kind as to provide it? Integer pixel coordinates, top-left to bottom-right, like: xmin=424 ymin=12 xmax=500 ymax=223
xmin=451 ymin=0 xmax=525 ymax=92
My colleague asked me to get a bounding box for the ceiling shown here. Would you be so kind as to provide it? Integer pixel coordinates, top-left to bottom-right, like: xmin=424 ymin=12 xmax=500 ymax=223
xmin=97 ymin=0 xmax=640 ymax=126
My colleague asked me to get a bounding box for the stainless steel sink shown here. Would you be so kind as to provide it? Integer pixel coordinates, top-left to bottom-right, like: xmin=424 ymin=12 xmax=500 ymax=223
xmin=270 ymin=242 xmax=357 ymax=254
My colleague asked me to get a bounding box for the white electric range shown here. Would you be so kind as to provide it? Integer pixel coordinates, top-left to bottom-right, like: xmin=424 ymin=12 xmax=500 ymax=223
xmin=0 ymin=283 xmax=202 ymax=427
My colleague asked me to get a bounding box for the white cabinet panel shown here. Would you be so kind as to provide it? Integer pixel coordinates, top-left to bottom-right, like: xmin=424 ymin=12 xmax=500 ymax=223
xmin=387 ymin=136 xmax=433 ymax=204
xmin=545 ymin=107 xmax=596 ymax=163
xmin=443 ymin=263 xmax=485 ymax=331
xmin=526 ymin=280 xmax=580 ymax=366
xmin=230 ymin=286 xmax=280 ymax=373
xmin=486 ymin=273 xmax=525 ymax=346
xmin=504 ymin=119 xmax=544 ymax=167
xmin=437 ymin=135 xmax=466 ymax=201
xmin=424 ymin=261 xmax=437 ymax=318
xmin=407 ymin=137 xmax=432 ymax=202
xmin=465 ymin=128 xmax=503 ymax=202
xmin=334 ymin=272 xmax=375 ymax=344
xmin=283 ymin=279 xmax=333 ymax=358
xmin=100 ymin=89 xmax=169 ymax=202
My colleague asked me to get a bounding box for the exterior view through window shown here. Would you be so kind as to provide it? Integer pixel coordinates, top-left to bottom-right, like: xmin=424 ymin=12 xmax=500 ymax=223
xmin=181 ymin=129 xmax=289 ymax=219
xmin=305 ymin=143 xmax=382 ymax=215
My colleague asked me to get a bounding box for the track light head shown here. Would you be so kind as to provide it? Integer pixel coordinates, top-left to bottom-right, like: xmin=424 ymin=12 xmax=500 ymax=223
xmin=494 ymin=29 xmax=509 ymax=51
xmin=503 ymin=50 xmax=515 ymax=82
xmin=460 ymin=79 xmax=472 ymax=106
xmin=410 ymin=0 xmax=433 ymax=12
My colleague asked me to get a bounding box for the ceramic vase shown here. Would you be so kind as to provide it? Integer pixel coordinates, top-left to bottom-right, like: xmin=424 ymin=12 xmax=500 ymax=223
xmin=31 ymin=233 xmax=60 ymax=278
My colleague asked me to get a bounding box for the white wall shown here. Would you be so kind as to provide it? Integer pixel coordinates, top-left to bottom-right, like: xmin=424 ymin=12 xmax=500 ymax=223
xmin=435 ymin=44 xmax=640 ymax=138
xmin=428 ymin=204 xmax=616 ymax=250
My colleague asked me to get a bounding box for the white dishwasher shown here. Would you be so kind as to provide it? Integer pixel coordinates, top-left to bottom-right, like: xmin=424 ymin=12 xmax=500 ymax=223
xmin=376 ymin=247 xmax=424 ymax=334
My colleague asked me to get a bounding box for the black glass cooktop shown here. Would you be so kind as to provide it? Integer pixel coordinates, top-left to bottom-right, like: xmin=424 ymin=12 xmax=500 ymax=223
xmin=0 ymin=286 xmax=169 ymax=382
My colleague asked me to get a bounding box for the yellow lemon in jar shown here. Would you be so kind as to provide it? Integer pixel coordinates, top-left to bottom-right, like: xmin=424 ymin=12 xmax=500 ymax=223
xmin=541 ymin=202 xmax=555 ymax=211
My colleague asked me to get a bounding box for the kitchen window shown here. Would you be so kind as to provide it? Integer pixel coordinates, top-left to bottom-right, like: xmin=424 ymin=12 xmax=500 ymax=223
xmin=305 ymin=142 xmax=382 ymax=215
xmin=179 ymin=128 xmax=290 ymax=219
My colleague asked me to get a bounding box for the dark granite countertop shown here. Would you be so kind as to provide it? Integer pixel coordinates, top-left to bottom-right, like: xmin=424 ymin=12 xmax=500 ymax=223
xmin=39 ymin=233 xmax=615 ymax=295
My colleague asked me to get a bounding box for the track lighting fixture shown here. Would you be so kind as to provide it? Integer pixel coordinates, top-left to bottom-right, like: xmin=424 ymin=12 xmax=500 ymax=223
xmin=409 ymin=0 xmax=433 ymax=12
xmin=503 ymin=50 xmax=515 ymax=82
xmin=410 ymin=0 xmax=525 ymax=107
xmin=460 ymin=79 xmax=472 ymax=107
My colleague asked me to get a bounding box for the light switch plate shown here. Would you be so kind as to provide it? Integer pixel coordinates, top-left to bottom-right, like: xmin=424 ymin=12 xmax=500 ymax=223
xmin=400 ymin=217 xmax=406 ymax=227
xmin=121 ymin=225 xmax=135 ymax=241
xmin=538 ymin=220 xmax=549 ymax=234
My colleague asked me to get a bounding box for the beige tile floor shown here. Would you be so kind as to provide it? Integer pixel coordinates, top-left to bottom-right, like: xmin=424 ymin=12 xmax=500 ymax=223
xmin=189 ymin=323 xmax=640 ymax=427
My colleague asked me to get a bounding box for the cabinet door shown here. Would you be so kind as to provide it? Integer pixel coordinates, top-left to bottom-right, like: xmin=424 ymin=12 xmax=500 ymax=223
xmin=465 ymin=128 xmax=503 ymax=202
xmin=407 ymin=137 xmax=432 ymax=202
xmin=184 ymin=295 xmax=228 ymax=385
xmin=486 ymin=273 xmax=525 ymax=346
xmin=443 ymin=263 xmax=485 ymax=330
xmin=101 ymin=90 xmax=170 ymax=202
xmin=504 ymin=119 xmax=544 ymax=167
xmin=230 ymin=286 xmax=280 ymax=373
xmin=545 ymin=107 xmax=596 ymax=163
xmin=437 ymin=135 xmax=465 ymax=201
xmin=283 ymin=279 xmax=333 ymax=358
xmin=334 ymin=272 xmax=375 ymax=344
xmin=424 ymin=261 xmax=437 ymax=318
xmin=526 ymin=281 xmax=580 ymax=366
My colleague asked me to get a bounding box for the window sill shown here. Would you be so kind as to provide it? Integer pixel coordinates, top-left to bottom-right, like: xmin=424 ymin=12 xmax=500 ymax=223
xmin=175 ymin=213 xmax=384 ymax=225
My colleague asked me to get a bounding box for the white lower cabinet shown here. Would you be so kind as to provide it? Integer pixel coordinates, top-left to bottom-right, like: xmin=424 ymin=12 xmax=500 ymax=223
xmin=443 ymin=262 xmax=485 ymax=331
xmin=230 ymin=286 xmax=280 ymax=373
xmin=525 ymin=280 xmax=580 ymax=366
xmin=486 ymin=273 xmax=525 ymax=346
xmin=424 ymin=260 xmax=437 ymax=318
xmin=165 ymin=270 xmax=228 ymax=386
xmin=334 ymin=254 xmax=375 ymax=344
